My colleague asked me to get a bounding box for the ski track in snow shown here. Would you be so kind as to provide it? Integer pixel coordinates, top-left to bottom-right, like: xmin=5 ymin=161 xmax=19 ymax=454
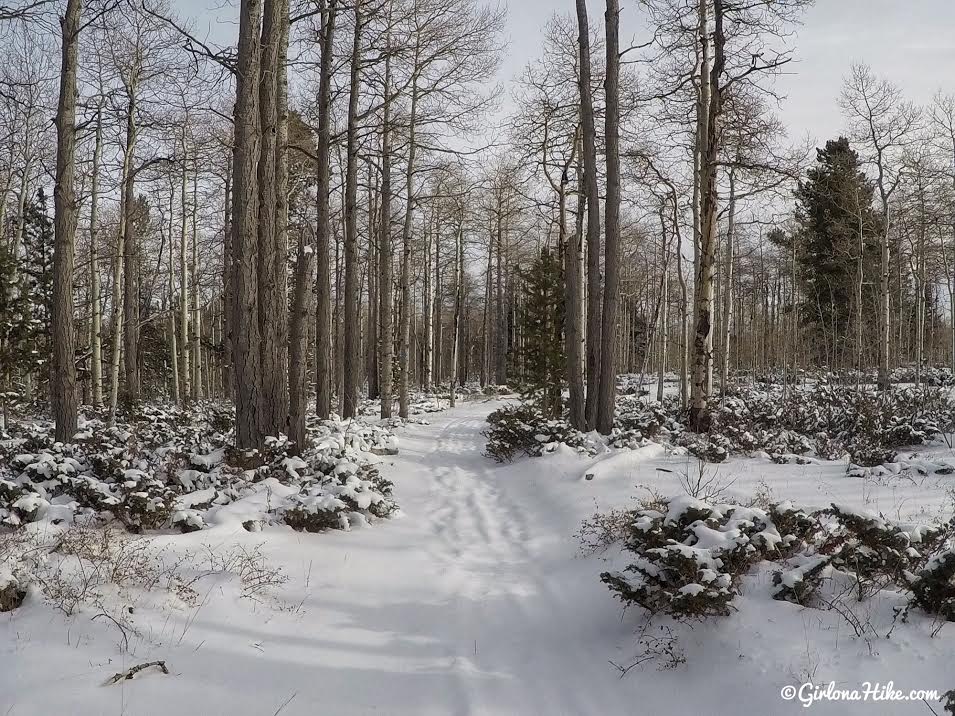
xmin=3 ymin=398 xmax=955 ymax=715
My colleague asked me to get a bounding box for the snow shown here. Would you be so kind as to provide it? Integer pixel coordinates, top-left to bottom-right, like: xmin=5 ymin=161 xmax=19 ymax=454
xmin=1 ymin=399 xmax=954 ymax=714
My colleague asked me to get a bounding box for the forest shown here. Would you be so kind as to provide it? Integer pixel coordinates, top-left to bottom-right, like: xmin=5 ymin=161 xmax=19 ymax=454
xmin=2 ymin=0 xmax=955 ymax=714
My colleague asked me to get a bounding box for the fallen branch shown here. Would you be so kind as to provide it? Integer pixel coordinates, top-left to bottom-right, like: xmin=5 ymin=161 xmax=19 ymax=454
xmin=105 ymin=661 xmax=169 ymax=685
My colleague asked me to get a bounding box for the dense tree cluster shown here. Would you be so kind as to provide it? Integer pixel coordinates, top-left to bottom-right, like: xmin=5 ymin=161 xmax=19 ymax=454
xmin=0 ymin=0 xmax=952 ymax=444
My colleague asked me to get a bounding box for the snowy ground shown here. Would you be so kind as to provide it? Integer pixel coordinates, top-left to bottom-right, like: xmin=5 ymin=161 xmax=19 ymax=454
xmin=2 ymin=398 xmax=954 ymax=715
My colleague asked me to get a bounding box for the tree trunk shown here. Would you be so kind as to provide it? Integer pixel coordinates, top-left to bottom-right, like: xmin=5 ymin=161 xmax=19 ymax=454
xmin=719 ymin=169 xmax=736 ymax=393
xmin=314 ymin=0 xmax=337 ymax=419
xmin=342 ymin=0 xmax=363 ymax=419
xmin=222 ymin=158 xmax=233 ymax=397
xmin=378 ymin=49 xmax=395 ymax=418
xmin=179 ymin=153 xmax=191 ymax=401
xmin=107 ymin=233 xmax=124 ymax=422
xmin=119 ymin=84 xmax=140 ymax=407
xmin=397 ymin=75 xmax=418 ymax=418
xmin=576 ymin=0 xmax=602 ymax=430
xmin=52 ymin=0 xmax=82 ymax=442
xmin=423 ymin=202 xmax=434 ymax=392
xmin=493 ymin=192 xmax=506 ymax=385
xmin=231 ymin=0 xmax=264 ymax=449
xmin=257 ymin=0 xmax=290 ymax=438
xmin=657 ymin=205 xmax=670 ymax=403
xmin=190 ymin=164 xmax=202 ymax=400
xmin=878 ymin=203 xmax=891 ymax=390
xmin=449 ymin=217 xmax=463 ymax=407
xmin=167 ymin=183 xmax=180 ymax=405
xmin=595 ymin=0 xmax=620 ymax=435
xmin=564 ymin=156 xmax=585 ymax=429
xmin=689 ymin=0 xmax=723 ymax=432
xmin=89 ymin=105 xmax=103 ymax=407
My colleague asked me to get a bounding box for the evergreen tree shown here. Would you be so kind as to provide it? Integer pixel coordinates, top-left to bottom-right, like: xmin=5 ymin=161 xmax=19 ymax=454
xmin=0 ymin=242 xmax=35 ymax=385
xmin=793 ymin=137 xmax=883 ymax=361
xmin=21 ymin=188 xmax=55 ymax=374
xmin=517 ymin=246 xmax=565 ymax=418
xmin=1 ymin=189 xmax=54 ymax=391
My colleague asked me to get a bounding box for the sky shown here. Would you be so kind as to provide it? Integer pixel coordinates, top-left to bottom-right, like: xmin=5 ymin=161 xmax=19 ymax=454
xmin=175 ymin=0 xmax=955 ymax=146
xmin=501 ymin=0 xmax=955 ymax=145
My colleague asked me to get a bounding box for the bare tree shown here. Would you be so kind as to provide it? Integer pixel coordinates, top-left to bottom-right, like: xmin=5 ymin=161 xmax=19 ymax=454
xmin=341 ymin=0 xmax=364 ymax=419
xmin=314 ymin=0 xmax=337 ymax=419
xmin=575 ymin=0 xmax=601 ymax=430
xmin=841 ymin=63 xmax=920 ymax=390
xmin=231 ymin=0 xmax=264 ymax=449
xmin=595 ymin=0 xmax=620 ymax=435
xmin=52 ymin=0 xmax=83 ymax=441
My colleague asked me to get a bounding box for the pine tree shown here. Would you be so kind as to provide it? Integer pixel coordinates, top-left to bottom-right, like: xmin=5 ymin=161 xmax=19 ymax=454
xmin=517 ymin=247 xmax=565 ymax=419
xmin=20 ymin=188 xmax=55 ymax=386
xmin=793 ymin=138 xmax=883 ymax=362
xmin=0 ymin=242 xmax=34 ymax=384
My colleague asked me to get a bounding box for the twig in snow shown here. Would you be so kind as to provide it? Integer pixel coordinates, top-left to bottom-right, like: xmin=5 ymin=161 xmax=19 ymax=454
xmin=91 ymin=611 xmax=130 ymax=653
xmin=105 ymin=661 xmax=169 ymax=685
xmin=273 ymin=691 xmax=297 ymax=715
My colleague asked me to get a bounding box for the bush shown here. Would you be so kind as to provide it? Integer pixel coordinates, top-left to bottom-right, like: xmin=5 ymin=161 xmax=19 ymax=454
xmin=601 ymin=493 xmax=955 ymax=625
xmin=601 ymin=496 xmax=814 ymax=620
xmin=908 ymin=549 xmax=955 ymax=622
xmin=687 ymin=385 xmax=952 ymax=465
xmin=484 ymin=403 xmax=590 ymax=462
xmin=0 ymin=403 xmax=400 ymax=536
xmin=824 ymin=504 xmax=948 ymax=594
xmin=484 ymin=382 xmax=952 ymax=468
xmin=0 ymin=570 xmax=25 ymax=611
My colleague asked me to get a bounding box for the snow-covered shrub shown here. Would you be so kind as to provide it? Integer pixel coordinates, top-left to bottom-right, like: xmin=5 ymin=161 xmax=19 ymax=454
xmin=275 ymin=417 xmax=398 ymax=532
xmin=0 ymin=565 xmax=25 ymax=611
xmin=825 ymin=504 xmax=949 ymax=592
xmin=0 ymin=403 xmax=400 ymax=537
xmin=609 ymin=397 xmax=683 ymax=449
xmin=890 ymin=365 xmax=955 ymax=387
xmin=169 ymin=509 xmax=205 ymax=533
xmin=601 ymin=490 xmax=955 ymax=643
xmin=601 ymin=496 xmax=812 ymax=620
xmin=112 ymin=469 xmax=177 ymax=532
xmin=772 ymin=555 xmax=830 ymax=605
xmin=484 ymin=383 xmax=951 ymax=467
xmin=907 ymin=549 xmax=955 ymax=622
xmin=700 ymin=385 xmax=952 ymax=465
xmin=281 ymin=491 xmax=349 ymax=532
xmin=484 ymin=403 xmax=589 ymax=462
xmin=771 ymin=503 xmax=951 ymax=605
xmin=576 ymin=505 xmax=641 ymax=554
xmin=678 ymin=433 xmax=731 ymax=463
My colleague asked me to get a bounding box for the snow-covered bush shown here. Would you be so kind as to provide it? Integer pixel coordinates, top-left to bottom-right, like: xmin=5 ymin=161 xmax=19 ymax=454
xmin=0 ymin=565 xmax=25 ymax=611
xmin=907 ymin=549 xmax=955 ymax=622
xmin=484 ymin=403 xmax=590 ymax=462
xmin=770 ymin=504 xmax=950 ymax=605
xmin=601 ymin=496 xmax=813 ymax=619
xmin=690 ymin=384 xmax=952 ymax=465
xmin=0 ymin=403 xmax=400 ymax=538
xmin=601 ymin=494 xmax=955 ymax=624
xmin=826 ymin=504 xmax=949 ymax=590
xmin=890 ymin=365 xmax=955 ymax=387
xmin=272 ymin=418 xmax=397 ymax=532
xmin=608 ymin=397 xmax=683 ymax=449
xmin=483 ymin=381 xmax=951 ymax=468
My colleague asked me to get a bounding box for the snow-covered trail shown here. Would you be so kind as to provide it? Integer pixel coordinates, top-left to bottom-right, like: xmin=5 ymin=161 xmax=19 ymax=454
xmin=369 ymin=401 xmax=637 ymax=716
